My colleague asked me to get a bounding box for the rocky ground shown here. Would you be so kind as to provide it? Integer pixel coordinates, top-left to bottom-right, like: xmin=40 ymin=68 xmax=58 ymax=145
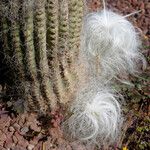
xmin=0 ymin=0 xmax=149 ymax=150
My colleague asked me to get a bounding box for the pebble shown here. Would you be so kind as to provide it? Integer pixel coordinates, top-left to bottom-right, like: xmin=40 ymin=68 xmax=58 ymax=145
xmin=12 ymin=135 xmax=18 ymax=144
xmin=27 ymin=144 xmax=35 ymax=150
xmin=18 ymin=114 xmax=26 ymax=126
xmin=0 ymin=132 xmax=7 ymax=146
xmin=8 ymin=126 xmax=15 ymax=132
xmin=13 ymin=123 xmax=20 ymax=131
xmin=20 ymin=126 xmax=29 ymax=135
xmin=6 ymin=101 xmax=13 ymax=107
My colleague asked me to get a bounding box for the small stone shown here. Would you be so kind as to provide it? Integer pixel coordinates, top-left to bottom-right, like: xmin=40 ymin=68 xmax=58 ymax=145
xmin=8 ymin=126 xmax=15 ymax=132
xmin=13 ymin=123 xmax=20 ymax=131
xmin=18 ymin=137 xmax=29 ymax=148
xmin=27 ymin=114 xmax=37 ymax=123
xmin=20 ymin=126 xmax=29 ymax=135
xmin=5 ymin=131 xmax=14 ymax=139
xmin=0 ymin=132 xmax=7 ymax=146
xmin=0 ymin=130 xmax=3 ymax=136
xmin=7 ymin=101 xmax=13 ymax=107
xmin=29 ymin=137 xmax=38 ymax=146
xmin=18 ymin=114 xmax=26 ymax=126
xmin=27 ymin=144 xmax=34 ymax=150
xmin=12 ymin=135 xmax=18 ymax=144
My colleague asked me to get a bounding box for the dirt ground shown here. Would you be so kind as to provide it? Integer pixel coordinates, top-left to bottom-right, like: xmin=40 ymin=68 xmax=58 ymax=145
xmin=0 ymin=0 xmax=149 ymax=150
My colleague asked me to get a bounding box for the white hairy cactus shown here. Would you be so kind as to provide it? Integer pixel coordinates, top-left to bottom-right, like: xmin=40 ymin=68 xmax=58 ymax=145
xmin=82 ymin=9 xmax=146 ymax=81
xmin=63 ymin=1 xmax=146 ymax=147
xmin=63 ymin=82 xmax=122 ymax=144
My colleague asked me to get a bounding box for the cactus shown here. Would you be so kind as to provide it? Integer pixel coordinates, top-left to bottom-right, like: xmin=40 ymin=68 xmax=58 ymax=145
xmin=22 ymin=0 xmax=47 ymax=111
xmin=0 ymin=0 xmax=145 ymax=147
xmin=0 ymin=0 xmax=84 ymax=112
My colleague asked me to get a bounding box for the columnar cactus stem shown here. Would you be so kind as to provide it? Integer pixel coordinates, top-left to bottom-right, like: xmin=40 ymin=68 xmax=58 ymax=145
xmin=46 ymin=0 xmax=59 ymax=54
xmin=0 ymin=2 xmax=11 ymax=64
xmin=11 ymin=21 xmax=24 ymax=79
xmin=22 ymin=1 xmax=37 ymax=81
xmin=46 ymin=0 xmax=67 ymax=103
xmin=9 ymin=0 xmax=35 ymax=109
xmin=67 ymin=0 xmax=84 ymax=93
xmin=68 ymin=0 xmax=84 ymax=60
xmin=21 ymin=0 xmax=44 ymax=111
xmin=10 ymin=0 xmax=24 ymax=81
xmin=1 ymin=18 xmax=11 ymax=63
xmin=34 ymin=0 xmax=57 ymax=110
xmin=58 ymin=0 xmax=77 ymax=100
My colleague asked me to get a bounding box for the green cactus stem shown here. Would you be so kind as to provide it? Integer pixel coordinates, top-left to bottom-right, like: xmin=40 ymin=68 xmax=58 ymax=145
xmin=46 ymin=0 xmax=67 ymax=103
xmin=34 ymin=0 xmax=57 ymax=110
xmin=68 ymin=0 xmax=84 ymax=62
xmin=1 ymin=18 xmax=11 ymax=63
xmin=21 ymin=0 xmax=45 ymax=111
xmin=9 ymin=0 xmax=36 ymax=110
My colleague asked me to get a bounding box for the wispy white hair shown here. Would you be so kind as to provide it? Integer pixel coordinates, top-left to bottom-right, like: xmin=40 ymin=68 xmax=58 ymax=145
xmin=63 ymin=82 xmax=123 ymax=145
xmin=63 ymin=2 xmax=146 ymax=147
xmin=82 ymin=9 xmax=146 ymax=81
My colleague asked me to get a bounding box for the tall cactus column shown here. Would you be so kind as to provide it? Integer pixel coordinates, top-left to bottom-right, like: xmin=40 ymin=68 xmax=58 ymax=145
xmin=34 ymin=0 xmax=57 ymax=111
xmin=0 ymin=0 xmax=84 ymax=113
xmin=57 ymin=0 xmax=84 ymax=103
xmin=21 ymin=0 xmax=47 ymax=111
xmin=46 ymin=0 xmax=84 ymax=105
xmin=47 ymin=0 xmax=67 ymax=104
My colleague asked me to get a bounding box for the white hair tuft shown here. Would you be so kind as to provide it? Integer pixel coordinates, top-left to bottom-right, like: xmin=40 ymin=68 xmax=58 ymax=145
xmin=62 ymin=3 xmax=146 ymax=148
xmin=82 ymin=9 xmax=146 ymax=81
xmin=63 ymin=83 xmax=123 ymax=145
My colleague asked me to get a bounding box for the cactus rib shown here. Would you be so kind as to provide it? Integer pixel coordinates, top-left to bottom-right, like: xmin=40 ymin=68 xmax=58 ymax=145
xmin=46 ymin=0 xmax=67 ymax=103
xmin=21 ymin=0 xmax=44 ymax=111
xmin=9 ymin=0 xmax=36 ymax=110
xmin=34 ymin=0 xmax=57 ymax=110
